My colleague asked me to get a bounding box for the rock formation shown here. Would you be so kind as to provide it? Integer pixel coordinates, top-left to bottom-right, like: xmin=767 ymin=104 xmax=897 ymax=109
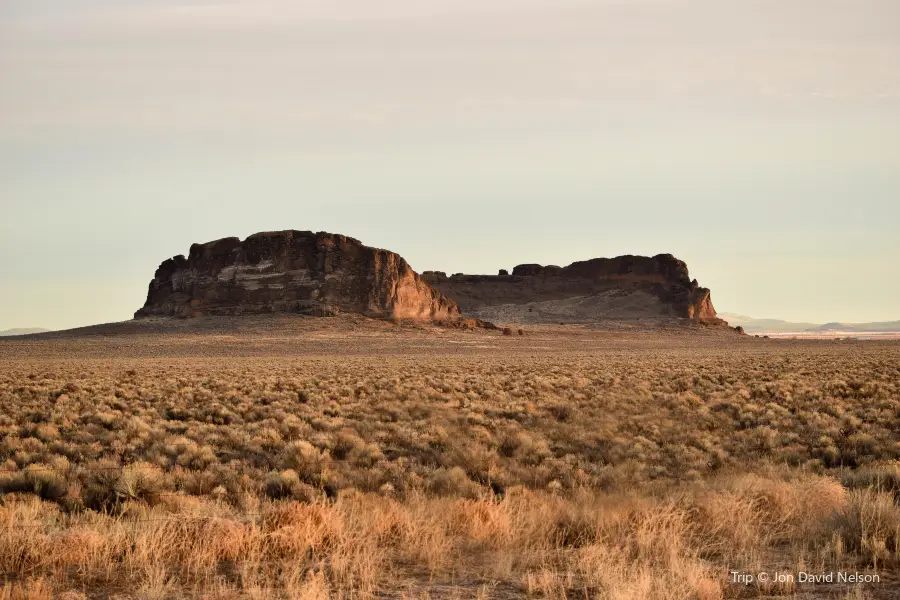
xmin=135 ymin=233 xmax=729 ymax=329
xmin=135 ymin=231 xmax=460 ymax=321
xmin=422 ymin=254 xmax=725 ymax=325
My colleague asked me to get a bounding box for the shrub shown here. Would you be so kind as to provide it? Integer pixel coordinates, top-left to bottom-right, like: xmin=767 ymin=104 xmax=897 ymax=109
xmin=0 ymin=464 xmax=68 ymax=501
xmin=842 ymin=462 xmax=900 ymax=501
xmin=428 ymin=467 xmax=481 ymax=497
xmin=266 ymin=469 xmax=300 ymax=499
xmin=265 ymin=469 xmax=320 ymax=502
xmin=82 ymin=462 xmax=169 ymax=511
xmin=280 ymin=440 xmax=323 ymax=482
xmin=834 ymin=489 xmax=900 ymax=566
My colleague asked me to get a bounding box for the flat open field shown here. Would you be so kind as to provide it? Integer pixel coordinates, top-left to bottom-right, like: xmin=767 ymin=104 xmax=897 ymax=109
xmin=0 ymin=316 xmax=898 ymax=599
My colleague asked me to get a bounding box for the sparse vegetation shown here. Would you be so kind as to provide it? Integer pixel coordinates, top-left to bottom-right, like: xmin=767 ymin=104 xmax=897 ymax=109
xmin=0 ymin=318 xmax=897 ymax=598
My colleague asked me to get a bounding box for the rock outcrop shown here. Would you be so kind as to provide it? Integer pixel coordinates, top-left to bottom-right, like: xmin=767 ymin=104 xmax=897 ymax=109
xmin=135 ymin=231 xmax=460 ymax=321
xmin=422 ymin=254 xmax=725 ymax=324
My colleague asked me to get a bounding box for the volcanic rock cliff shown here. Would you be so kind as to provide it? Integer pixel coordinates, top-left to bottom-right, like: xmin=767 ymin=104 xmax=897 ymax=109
xmin=135 ymin=231 xmax=460 ymax=320
xmin=422 ymin=254 xmax=723 ymax=325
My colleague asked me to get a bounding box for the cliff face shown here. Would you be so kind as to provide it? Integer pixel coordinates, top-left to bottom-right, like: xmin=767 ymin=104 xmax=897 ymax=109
xmin=422 ymin=254 xmax=722 ymax=323
xmin=135 ymin=231 xmax=460 ymax=320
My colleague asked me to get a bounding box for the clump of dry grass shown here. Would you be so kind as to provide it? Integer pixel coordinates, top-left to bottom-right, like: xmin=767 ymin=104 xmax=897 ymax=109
xmin=835 ymin=489 xmax=900 ymax=569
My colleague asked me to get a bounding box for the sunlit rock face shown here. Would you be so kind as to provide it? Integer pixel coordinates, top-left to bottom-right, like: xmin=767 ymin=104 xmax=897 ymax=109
xmin=135 ymin=230 xmax=460 ymax=321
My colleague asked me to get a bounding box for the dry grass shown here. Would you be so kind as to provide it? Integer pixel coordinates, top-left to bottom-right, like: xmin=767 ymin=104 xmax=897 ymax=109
xmin=0 ymin=317 xmax=897 ymax=598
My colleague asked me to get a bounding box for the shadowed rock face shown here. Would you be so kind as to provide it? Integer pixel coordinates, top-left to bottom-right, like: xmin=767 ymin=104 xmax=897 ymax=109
xmin=135 ymin=231 xmax=460 ymax=320
xmin=422 ymin=254 xmax=722 ymax=323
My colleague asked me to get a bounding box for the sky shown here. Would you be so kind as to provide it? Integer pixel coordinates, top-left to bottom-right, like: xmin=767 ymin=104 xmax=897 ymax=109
xmin=1 ymin=0 xmax=898 ymax=330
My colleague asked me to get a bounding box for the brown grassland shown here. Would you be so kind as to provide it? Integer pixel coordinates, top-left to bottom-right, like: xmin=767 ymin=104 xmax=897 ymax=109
xmin=0 ymin=316 xmax=898 ymax=599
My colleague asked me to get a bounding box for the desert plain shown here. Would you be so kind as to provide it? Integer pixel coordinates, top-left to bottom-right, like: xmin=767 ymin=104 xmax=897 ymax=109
xmin=0 ymin=316 xmax=898 ymax=600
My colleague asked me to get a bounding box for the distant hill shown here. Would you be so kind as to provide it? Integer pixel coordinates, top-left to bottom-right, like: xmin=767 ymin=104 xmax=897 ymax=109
xmin=720 ymin=314 xmax=900 ymax=333
xmin=809 ymin=321 xmax=900 ymax=332
xmin=718 ymin=314 xmax=819 ymax=333
xmin=0 ymin=327 xmax=51 ymax=337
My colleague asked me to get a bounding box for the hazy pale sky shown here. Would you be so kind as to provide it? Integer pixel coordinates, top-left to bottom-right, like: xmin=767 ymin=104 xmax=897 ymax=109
xmin=2 ymin=0 xmax=898 ymax=329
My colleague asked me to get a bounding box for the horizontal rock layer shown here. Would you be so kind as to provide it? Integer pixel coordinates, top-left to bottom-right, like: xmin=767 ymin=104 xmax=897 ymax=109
xmin=422 ymin=254 xmax=721 ymax=323
xmin=135 ymin=231 xmax=460 ymax=320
